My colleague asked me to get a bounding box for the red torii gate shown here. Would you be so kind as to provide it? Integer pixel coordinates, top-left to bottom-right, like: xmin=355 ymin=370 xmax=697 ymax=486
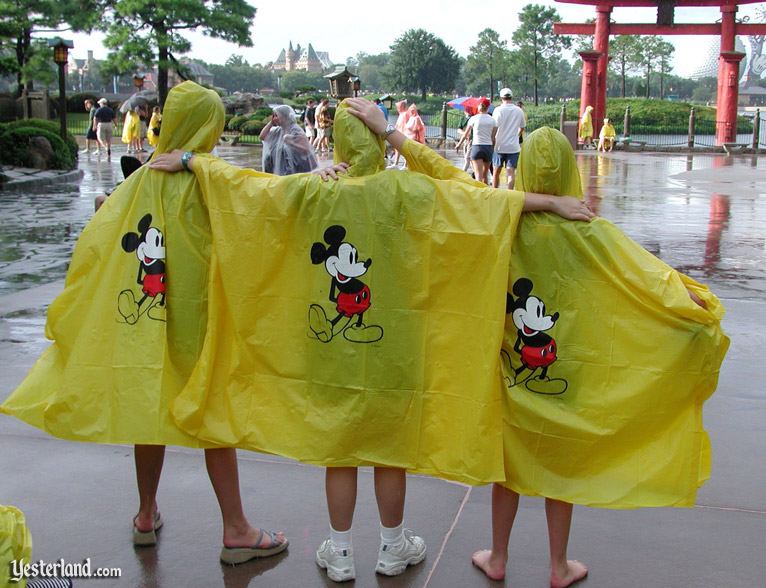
xmin=554 ymin=0 xmax=766 ymax=145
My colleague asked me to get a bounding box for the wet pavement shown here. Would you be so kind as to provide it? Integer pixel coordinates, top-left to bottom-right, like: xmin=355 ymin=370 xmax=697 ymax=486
xmin=1 ymin=144 xmax=765 ymax=587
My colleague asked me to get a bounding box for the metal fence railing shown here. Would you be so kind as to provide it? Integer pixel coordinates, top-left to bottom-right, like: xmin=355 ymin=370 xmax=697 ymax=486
xmin=524 ymin=113 xmax=561 ymax=135
xmin=67 ymin=118 xmax=124 ymax=137
xmin=616 ymin=108 xmax=762 ymax=149
xmin=64 ymin=106 xmax=765 ymax=151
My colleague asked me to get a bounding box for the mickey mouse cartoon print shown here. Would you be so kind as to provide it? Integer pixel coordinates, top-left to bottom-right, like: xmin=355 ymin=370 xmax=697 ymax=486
xmin=117 ymin=213 xmax=166 ymax=324
xmin=309 ymin=225 xmax=383 ymax=343
xmin=501 ymin=277 xmax=568 ymax=395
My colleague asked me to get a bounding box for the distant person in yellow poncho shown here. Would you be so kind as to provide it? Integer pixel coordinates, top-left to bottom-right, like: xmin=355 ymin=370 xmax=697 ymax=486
xmin=471 ymin=127 xmax=727 ymax=585
xmin=147 ymin=105 xmax=161 ymax=148
xmin=579 ymin=105 xmax=594 ymax=149
xmin=121 ymin=106 xmax=140 ymax=152
xmin=597 ymin=117 xmax=616 ymax=151
xmin=149 ymin=92 xmax=593 ymax=582
xmin=1 ymin=82 xmax=288 ymax=565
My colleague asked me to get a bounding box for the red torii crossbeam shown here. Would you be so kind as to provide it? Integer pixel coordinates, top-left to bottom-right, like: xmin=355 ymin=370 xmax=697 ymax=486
xmin=554 ymin=0 xmax=766 ymax=145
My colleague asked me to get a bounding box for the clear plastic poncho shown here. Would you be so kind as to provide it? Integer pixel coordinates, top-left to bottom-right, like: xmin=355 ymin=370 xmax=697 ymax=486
xmin=261 ymin=104 xmax=318 ymax=176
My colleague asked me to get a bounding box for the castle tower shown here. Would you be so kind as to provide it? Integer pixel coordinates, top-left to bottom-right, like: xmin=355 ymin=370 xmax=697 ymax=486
xmin=286 ymin=41 xmax=295 ymax=72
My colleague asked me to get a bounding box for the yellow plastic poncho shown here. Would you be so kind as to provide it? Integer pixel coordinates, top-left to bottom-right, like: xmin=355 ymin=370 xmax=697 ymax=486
xmin=2 ymin=84 xmax=525 ymax=485
xmin=121 ymin=109 xmax=140 ymax=144
xmin=579 ymin=105 xmax=593 ymax=140
xmin=147 ymin=111 xmax=161 ymax=148
xmin=166 ymin=95 xmax=523 ymax=483
xmin=1 ymin=82 xmax=225 ymax=448
xmin=0 ymin=506 xmax=31 ymax=588
xmin=598 ymin=119 xmax=616 ymax=151
xmin=169 ymin=99 xmax=526 ymax=484
xmin=505 ymin=127 xmax=729 ymax=507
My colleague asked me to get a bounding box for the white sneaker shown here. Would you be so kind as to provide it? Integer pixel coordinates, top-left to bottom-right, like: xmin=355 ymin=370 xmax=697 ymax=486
xmin=375 ymin=529 xmax=426 ymax=576
xmin=316 ymin=539 xmax=355 ymax=582
xmin=91 ymin=149 xmax=101 ymax=154
xmin=80 ymin=148 xmax=89 ymax=153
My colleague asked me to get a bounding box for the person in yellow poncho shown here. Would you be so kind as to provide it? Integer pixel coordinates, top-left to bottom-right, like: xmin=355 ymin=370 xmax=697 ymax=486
xmin=147 ymin=105 xmax=161 ymax=148
xmin=121 ymin=106 xmax=140 ymax=152
xmin=0 ymin=82 xmax=288 ymax=565
xmin=471 ymin=127 xmax=728 ymax=584
xmin=149 ymin=92 xmax=593 ymax=581
xmin=579 ymin=105 xmax=594 ymax=149
xmin=597 ymin=117 xmax=616 ymax=151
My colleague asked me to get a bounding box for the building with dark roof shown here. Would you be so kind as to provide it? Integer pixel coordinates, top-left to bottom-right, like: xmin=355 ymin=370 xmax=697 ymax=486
xmin=270 ymin=41 xmax=333 ymax=73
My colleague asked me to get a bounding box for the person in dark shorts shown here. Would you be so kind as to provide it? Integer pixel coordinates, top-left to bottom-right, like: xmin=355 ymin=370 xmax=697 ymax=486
xmin=454 ymin=98 xmax=497 ymax=185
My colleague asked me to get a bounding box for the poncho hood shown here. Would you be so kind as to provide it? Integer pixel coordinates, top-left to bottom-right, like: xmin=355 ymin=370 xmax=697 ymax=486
xmin=332 ymin=100 xmax=386 ymax=177
xmin=515 ymin=127 xmax=583 ymax=199
xmin=154 ymin=81 xmax=224 ymax=155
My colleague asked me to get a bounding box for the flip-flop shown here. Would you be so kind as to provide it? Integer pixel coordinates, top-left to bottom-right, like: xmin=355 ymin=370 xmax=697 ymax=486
xmin=220 ymin=529 xmax=289 ymax=565
xmin=133 ymin=512 xmax=163 ymax=547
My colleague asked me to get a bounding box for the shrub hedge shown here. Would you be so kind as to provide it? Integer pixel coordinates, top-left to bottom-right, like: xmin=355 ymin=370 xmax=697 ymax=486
xmin=67 ymin=92 xmax=101 ymax=113
xmin=0 ymin=126 xmax=76 ymax=170
xmin=0 ymin=118 xmax=78 ymax=170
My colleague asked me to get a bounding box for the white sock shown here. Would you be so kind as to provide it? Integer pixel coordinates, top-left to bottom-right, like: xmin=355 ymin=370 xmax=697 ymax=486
xmin=380 ymin=522 xmax=404 ymax=546
xmin=330 ymin=526 xmax=352 ymax=551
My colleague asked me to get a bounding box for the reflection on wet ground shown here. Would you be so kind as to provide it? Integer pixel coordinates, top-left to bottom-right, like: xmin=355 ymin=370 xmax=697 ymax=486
xmin=575 ymin=151 xmax=766 ymax=301
xmin=1 ymin=147 xmax=765 ymax=303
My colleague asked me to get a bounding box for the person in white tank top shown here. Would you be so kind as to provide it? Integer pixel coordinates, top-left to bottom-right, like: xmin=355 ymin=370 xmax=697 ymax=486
xmin=454 ymin=98 xmax=497 ymax=184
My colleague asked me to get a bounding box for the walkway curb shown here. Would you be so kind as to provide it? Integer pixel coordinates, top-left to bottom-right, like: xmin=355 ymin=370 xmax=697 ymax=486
xmin=0 ymin=168 xmax=84 ymax=192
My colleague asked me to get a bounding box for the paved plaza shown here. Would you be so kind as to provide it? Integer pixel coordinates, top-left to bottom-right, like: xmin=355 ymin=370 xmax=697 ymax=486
xmin=1 ymin=144 xmax=765 ymax=587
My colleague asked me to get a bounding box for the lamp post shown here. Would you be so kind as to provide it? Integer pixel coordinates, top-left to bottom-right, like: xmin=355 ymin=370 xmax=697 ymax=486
xmin=133 ymin=74 xmax=145 ymax=91
xmin=48 ymin=38 xmax=73 ymax=139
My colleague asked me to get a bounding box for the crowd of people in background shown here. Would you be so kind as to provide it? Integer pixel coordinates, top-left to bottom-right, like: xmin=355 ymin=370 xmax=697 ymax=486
xmin=79 ymin=90 xmax=605 ymax=182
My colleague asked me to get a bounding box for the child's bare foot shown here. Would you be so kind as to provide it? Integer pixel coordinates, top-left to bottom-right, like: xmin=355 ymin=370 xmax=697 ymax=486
xmin=550 ymin=559 xmax=588 ymax=588
xmin=471 ymin=549 xmax=506 ymax=581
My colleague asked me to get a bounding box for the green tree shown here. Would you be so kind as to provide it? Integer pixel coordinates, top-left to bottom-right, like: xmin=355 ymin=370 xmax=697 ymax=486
xmin=465 ymin=28 xmax=510 ymax=99
xmin=205 ymin=57 xmax=275 ymax=94
xmin=635 ymin=36 xmax=673 ymax=98
xmin=655 ymin=39 xmax=675 ymax=99
xmin=99 ymin=0 xmax=257 ymax=105
xmin=278 ymin=69 xmax=326 ymax=95
xmin=512 ymin=4 xmax=571 ymax=106
xmin=352 ymin=52 xmax=390 ymax=93
xmin=387 ymin=29 xmax=460 ymax=100
xmin=542 ymin=55 xmax=580 ymax=100
xmin=690 ymin=76 xmax=718 ymax=104
xmin=225 ymin=54 xmax=248 ymax=67
xmin=609 ymin=35 xmax=642 ymax=98
xmin=0 ymin=0 xmax=63 ymax=93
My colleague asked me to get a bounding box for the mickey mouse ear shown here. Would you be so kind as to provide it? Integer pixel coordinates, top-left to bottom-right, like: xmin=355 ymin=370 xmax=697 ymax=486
xmin=310 ymin=242 xmax=328 ymax=265
xmin=137 ymin=213 xmax=152 ymax=233
xmin=324 ymin=225 xmax=346 ymax=244
xmin=512 ymin=277 xmax=533 ymax=299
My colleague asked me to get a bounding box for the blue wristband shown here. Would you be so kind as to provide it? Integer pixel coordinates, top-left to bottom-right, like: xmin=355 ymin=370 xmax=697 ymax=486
xmin=181 ymin=151 xmax=193 ymax=171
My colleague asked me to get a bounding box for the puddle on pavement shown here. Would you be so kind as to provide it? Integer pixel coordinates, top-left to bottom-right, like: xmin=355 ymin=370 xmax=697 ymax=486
xmin=1 ymin=147 xmax=765 ymax=302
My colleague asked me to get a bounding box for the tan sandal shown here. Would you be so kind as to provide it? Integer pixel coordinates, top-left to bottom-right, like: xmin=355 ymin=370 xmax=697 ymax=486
xmin=220 ymin=529 xmax=288 ymax=565
xmin=133 ymin=512 xmax=162 ymax=547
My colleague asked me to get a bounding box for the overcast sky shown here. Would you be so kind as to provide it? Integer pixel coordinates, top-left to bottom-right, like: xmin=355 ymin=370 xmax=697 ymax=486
xmin=63 ymin=1 xmax=765 ymax=78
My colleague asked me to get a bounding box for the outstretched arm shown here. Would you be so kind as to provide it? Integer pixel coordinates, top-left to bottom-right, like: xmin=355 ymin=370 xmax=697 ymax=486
xmin=149 ymin=149 xmax=348 ymax=181
xmin=344 ymin=97 xmax=406 ymax=151
xmin=523 ymin=193 xmax=595 ymax=222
